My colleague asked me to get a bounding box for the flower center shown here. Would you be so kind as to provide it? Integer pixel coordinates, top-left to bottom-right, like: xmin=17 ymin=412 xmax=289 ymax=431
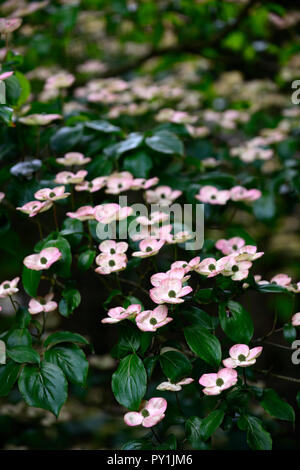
xmin=146 ymin=246 xmax=152 ymax=252
xmin=211 ymin=195 xmax=216 ymax=200
xmin=109 ymin=260 xmax=115 ymax=267
xmin=88 ymin=183 xmax=93 ymax=188
xmin=40 ymin=257 xmax=48 ymax=265
xmin=209 ymin=264 xmax=216 ymax=271
xmin=118 ymin=183 xmax=122 ymax=188
xmin=49 ymin=192 xmax=56 ymax=198
xmin=232 ymin=244 xmax=238 ymax=250
xmin=238 ymin=354 xmax=246 ymax=361
xmin=150 ymin=317 xmax=157 ymax=325
xmin=168 ymin=290 xmax=176 ymax=298
xmin=216 ymin=378 xmax=224 ymax=387
xmin=232 ymin=265 xmax=239 ymax=272
xmin=3 ymin=283 xmax=10 ymax=289
xmin=110 ymin=248 xmax=116 ymax=254
xmin=40 ymin=299 xmax=46 ymax=305
xmin=141 ymin=409 xmax=150 ymax=418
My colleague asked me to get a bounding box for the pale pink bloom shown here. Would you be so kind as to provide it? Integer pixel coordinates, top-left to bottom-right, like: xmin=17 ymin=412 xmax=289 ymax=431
xmin=17 ymin=200 xmax=53 ymax=217
xmin=223 ymin=344 xmax=263 ymax=368
xmin=289 ymin=282 xmax=300 ymax=294
xmin=254 ymin=275 xmax=269 ymax=285
xmin=19 ymin=114 xmax=62 ymax=126
xmin=132 ymin=238 xmax=165 ymax=258
xmin=0 ymin=192 xmax=5 ymax=203
xmin=105 ymin=172 xmax=134 ymax=194
xmin=101 ymin=304 xmax=142 ymax=324
xmin=99 ymin=240 xmax=128 ymax=255
xmin=136 ymin=305 xmax=172 ymax=332
xmin=195 ymin=257 xmax=223 ymax=277
xmin=28 ymin=293 xmax=57 ymax=315
xmin=270 ymin=273 xmax=292 ymax=287
xmin=219 ymin=255 xmax=252 ymax=281
xmin=235 ymin=245 xmax=264 ymax=261
xmin=230 ymin=186 xmax=262 ymax=202
xmin=67 ymin=206 xmax=95 ymax=221
xmin=145 ymin=186 xmax=182 ymax=206
xmin=157 ymin=378 xmax=194 ymax=392
xmin=292 ymin=313 xmax=300 ymax=327
xmin=45 ymin=72 xmax=75 ymax=90
xmin=23 ymin=247 xmax=62 ymax=271
xmin=55 ymin=170 xmax=87 ymax=185
xmin=130 ymin=224 xmax=172 ymax=242
xmin=94 ymin=203 xmax=133 ymax=224
xmin=56 ymin=152 xmax=91 ymax=166
xmin=95 ymin=253 xmax=127 ymax=275
xmin=169 ymin=231 xmax=194 ymax=244
xmin=75 ymin=177 xmax=106 ymax=193
xmin=0 ymin=277 xmax=19 ymax=298
xmin=171 ymin=257 xmax=200 ymax=273
xmin=35 ymin=186 xmax=70 ymax=201
xmin=136 ymin=211 xmax=169 ymax=226
xmin=130 ymin=177 xmax=159 ymax=190
xmin=150 ymin=279 xmax=192 ymax=304
xmin=202 ymin=157 xmax=220 ymax=168
xmin=0 ymin=18 xmax=22 ymax=34
xmin=0 ymin=71 xmax=13 ymax=80
xmin=215 ymin=237 xmax=245 ymax=255
xmin=124 ymin=397 xmax=167 ymax=428
xmin=195 ymin=186 xmax=230 ymax=205
xmin=199 ymin=368 xmax=238 ymax=396
xmin=151 ymin=267 xmax=189 ymax=287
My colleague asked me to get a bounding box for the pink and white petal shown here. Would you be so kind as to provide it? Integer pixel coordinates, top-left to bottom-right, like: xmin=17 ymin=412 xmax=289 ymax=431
xmin=124 ymin=412 xmax=143 ymax=427
xmin=146 ymin=397 xmax=167 ymax=416
xmin=203 ymin=386 xmax=221 ymax=396
xmin=222 ymin=357 xmax=238 ymax=368
xmin=142 ymin=414 xmax=165 ymax=428
xmin=217 ymin=368 xmax=238 ymax=384
xmin=28 ymin=299 xmax=43 ymax=314
xmin=229 ymin=344 xmax=250 ymax=360
xmin=178 ymin=285 xmax=193 ymax=297
xmin=177 ymin=378 xmax=194 ymax=386
xmin=199 ymin=373 xmax=217 ymax=387
xmin=247 ymin=346 xmax=263 ymax=361
xmin=44 ymin=301 xmax=58 ymax=312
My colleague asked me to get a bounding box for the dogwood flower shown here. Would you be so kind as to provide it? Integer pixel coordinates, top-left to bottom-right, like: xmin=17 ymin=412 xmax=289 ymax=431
xmin=215 ymin=237 xmax=245 ymax=255
xmin=292 ymin=313 xmax=300 ymax=326
xmin=235 ymin=245 xmax=264 ymax=261
xmin=270 ymin=273 xmax=292 ymax=287
xmin=130 ymin=177 xmax=159 ymax=190
xmin=67 ymin=206 xmax=95 ymax=221
xmin=23 ymin=247 xmax=62 ymax=271
xmin=45 ymin=72 xmax=75 ymax=90
xmin=0 ymin=71 xmax=13 ymax=80
xmin=34 ymin=186 xmax=70 ymax=201
xmin=151 ymin=267 xmax=190 ymax=287
xmin=223 ymin=344 xmax=263 ymax=368
xmin=195 ymin=257 xmax=223 ymax=277
xmin=156 ymin=378 xmax=194 ymax=391
xmin=144 ymin=186 xmax=182 ymax=206
xmin=171 ymin=257 xmax=200 ymax=273
xmin=124 ymin=397 xmax=167 ymax=428
xmin=219 ymin=255 xmax=252 ymax=281
xmin=195 ymin=186 xmax=230 ymax=205
xmin=105 ymin=172 xmax=134 ymax=194
xmin=136 ymin=305 xmax=172 ymax=331
xmin=19 ymin=114 xmax=62 ymax=126
xmin=99 ymin=240 xmax=128 ymax=255
xmin=0 ymin=192 xmax=4 ymax=203
xmin=169 ymin=231 xmax=194 ymax=244
xmin=75 ymin=177 xmax=107 ymax=193
xmin=150 ymin=279 xmax=192 ymax=304
xmin=101 ymin=304 xmax=142 ymax=324
xmin=230 ymin=186 xmax=262 ymax=202
xmin=136 ymin=211 xmax=169 ymax=226
xmin=95 ymin=253 xmax=127 ymax=275
xmin=199 ymin=368 xmax=238 ymax=395
xmin=55 ymin=170 xmax=87 ymax=184
xmin=56 ymin=152 xmax=91 ymax=166
xmin=28 ymin=293 xmax=58 ymax=315
xmin=0 ymin=277 xmax=20 ymax=298
xmin=132 ymin=238 xmax=165 ymax=258
xmin=17 ymin=200 xmax=53 ymax=217
xmin=94 ymin=203 xmax=133 ymax=224
xmin=0 ymin=18 xmax=22 ymax=34
xmin=130 ymin=224 xmax=173 ymax=242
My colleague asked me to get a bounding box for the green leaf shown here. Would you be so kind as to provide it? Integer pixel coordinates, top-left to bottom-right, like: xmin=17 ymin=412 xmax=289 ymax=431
xmin=111 ymin=354 xmax=147 ymax=410
xmin=185 ymin=417 xmax=211 ymax=450
xmin=199 ymin=410 xmax=225 ymax=441
xmin=14 ymin=71 xmax=31 ymax=107
xmin=7 ymin=346 xmax=40 ymax=365
xmin=44 ymin=331 xmax=89 ymax=349
xmin=257 ymin=283 xmax=288 ymax=293
xmin=261 ymin=389 xmax=295 ymax=422
xmin=60 ymin=218 xmax=83 ymax=247
xmin=104 ymin=132 xmax=143 ymax=157
xmin=111 ymin=322 xmax=141 ymax=359
xmin=238 ymin=415 xmax=272 ymax=450
xmin=85 ymin=120 xmax=120 ymax=133
xmin=77 ymin=249 xmax=95 ymax=271
xmin=182 ymin=306 xmax=218 ymax=330
xmin=145 ymin=130 xmax=184 ymax=156
xmin=122 ymin=439 xmax=153 ymax=450
xmin=59 ymin=288 xmax=81 ymax=317
xmin=103 ymin=289 xmax=122 ymax=309
xmin=45 ymin=344 xmax=88 ymax=386
xmin=18 ymin=361 xmax=68 ymax=417
xmin=184 ymin=326 xmax=221 ymax=367
xmin=5 ymin=328 xmax=32 ymax=348
xmin=159 ymin=350 xmax=192 ymax=382
xmin=22 ymin=266 xmax=41 ymax=297
xmin=51 ymin=125 xmax=83 ymax=153
xmin=15 ymin=307 xmax=31 ymax=328
xmin=283 ymin=323 xmax=297 ymax=344
xmin=218 ymin=300 xmax=254 ymax=344
xmin=0 ymin=362 xmax=21 ymax=396
xmin=123 ymin=151 xmax=153 ymax=178
xmin=0 ymin=105 xmax=13 ymax=125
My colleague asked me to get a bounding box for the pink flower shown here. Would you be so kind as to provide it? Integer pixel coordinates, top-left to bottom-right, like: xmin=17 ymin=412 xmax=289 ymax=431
xmin=223 ymin=344 xmax=263 ymax=368
xmin=95 ymin=253 xmax=127 ymax=275
xmin=101 ymin=304 xmax=142 ymax=324
xmin=150 ymin=279 xmax=192 ymax=304
xmin=0 ymin=277 xmax=20 ymax=298
xmin=270 ymin=273 xmax=292 ymax=287
xmin=67 ymin=206 xmax=95 ymax=221
xmin=23 ymin=247 xmax=62 ymax=271
xmin=199 ymin=368 xmax=238 ymax=395
xmin=34 ymin=186 xmax=70 ymax=201
xmin=124 ymin=397 xmax=167 ymax=428
xmin=19 ymin=114 xmax=62 ymax=126
xmin=145 ymin=186 xmax=182 ymax=206
xmin=130 ymin=177 xmax=159 ymax=190
xmin=130 ymin=224 xmax=172 ymax=242
xmin=219 ymin=255 xmax=252 ymax=281
xmin=94 ymin=203 xmax=133 ymax=224
xmin=136 ymin=305 xmax=172 ymax=331
xmin=215 ymin=237 xmax=245 ymax=255
xmin=151 ymin=267 xmax=190 ymax=287
xmin=0 ymin=192 xmax=4 ymax=203
xmin=230 ymin=186 xmax=262 ymax=202
xmin=136 ymin=211 xmax=169 ymax=226
xmin=17 ymin=200 xmax=53 ymax=217
xmin=75 ymin=177 xmax=107 ymax=193
xmin=169 ymin=231 xmax=194 ymax=244
xmin=171 ymin=257 xmax=200 ymax=273
xmin=0 ymin=71 xmax=13 ymax=80
xmin=28 ymin=293 xmax=58 ymax=315
xmin=56 ymin=152 xmax=91 ymax=166
xmin=195 ymin=186 xmax=230 ymax=205
xmin=45 ymin=72 xmax=75 ymax=90
xmin=105 ymin=172 xmax=134 ymax=194
xmin=235 ymin=245 xmax=264 ymax=261
xmin=195 ymin=257 xmax=223 ymax=277
xmin=0 ymin=18 xmax=22 ymax=34
xmin=292 ymin=313 xmax=300 ymax=327
xmin=55 ymin=170 xmax=87 ymax=185
xmin=157 ymin=378 xmax=194 ymax=391
xmin=99 ymin=240 xmax=128 ymax=255
xmin=132 ymin=238 xmax=165 ymax=258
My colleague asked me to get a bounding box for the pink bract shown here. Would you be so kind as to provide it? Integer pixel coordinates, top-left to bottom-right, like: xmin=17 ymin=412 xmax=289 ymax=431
xmin=23 ymin=247 xmax=62 ymax=271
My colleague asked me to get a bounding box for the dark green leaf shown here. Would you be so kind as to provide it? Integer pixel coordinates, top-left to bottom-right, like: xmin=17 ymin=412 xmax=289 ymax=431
xmin=111 ymin=354 xmax=147 ymax=410
xmin=45 ymin=344 xmax=88 ymax=386
xmin=22 ymin=266 xmax=41 ymax=297
xmin=184 ymin=326 xmax=221 ymax=367
xmin=219 ymin=300 xmax=253 ymax=344
xmin=7 ymin=346 xmax=40 ymax=365
xmin=261 ymin=389 xmax=295 ymax=422
xmin=159 ymin=350 xmax=192 ymax=382
xmin=44 ymin=331 xmax=89 ymax=349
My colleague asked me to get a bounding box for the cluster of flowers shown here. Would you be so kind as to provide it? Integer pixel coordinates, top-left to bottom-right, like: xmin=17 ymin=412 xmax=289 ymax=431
xmin=195 ymin=185 xmax=261 ymax=205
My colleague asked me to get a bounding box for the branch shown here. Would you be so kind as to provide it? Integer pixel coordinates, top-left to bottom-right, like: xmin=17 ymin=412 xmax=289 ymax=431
xmin=255 ymin=369 xmax=300 ymax=384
